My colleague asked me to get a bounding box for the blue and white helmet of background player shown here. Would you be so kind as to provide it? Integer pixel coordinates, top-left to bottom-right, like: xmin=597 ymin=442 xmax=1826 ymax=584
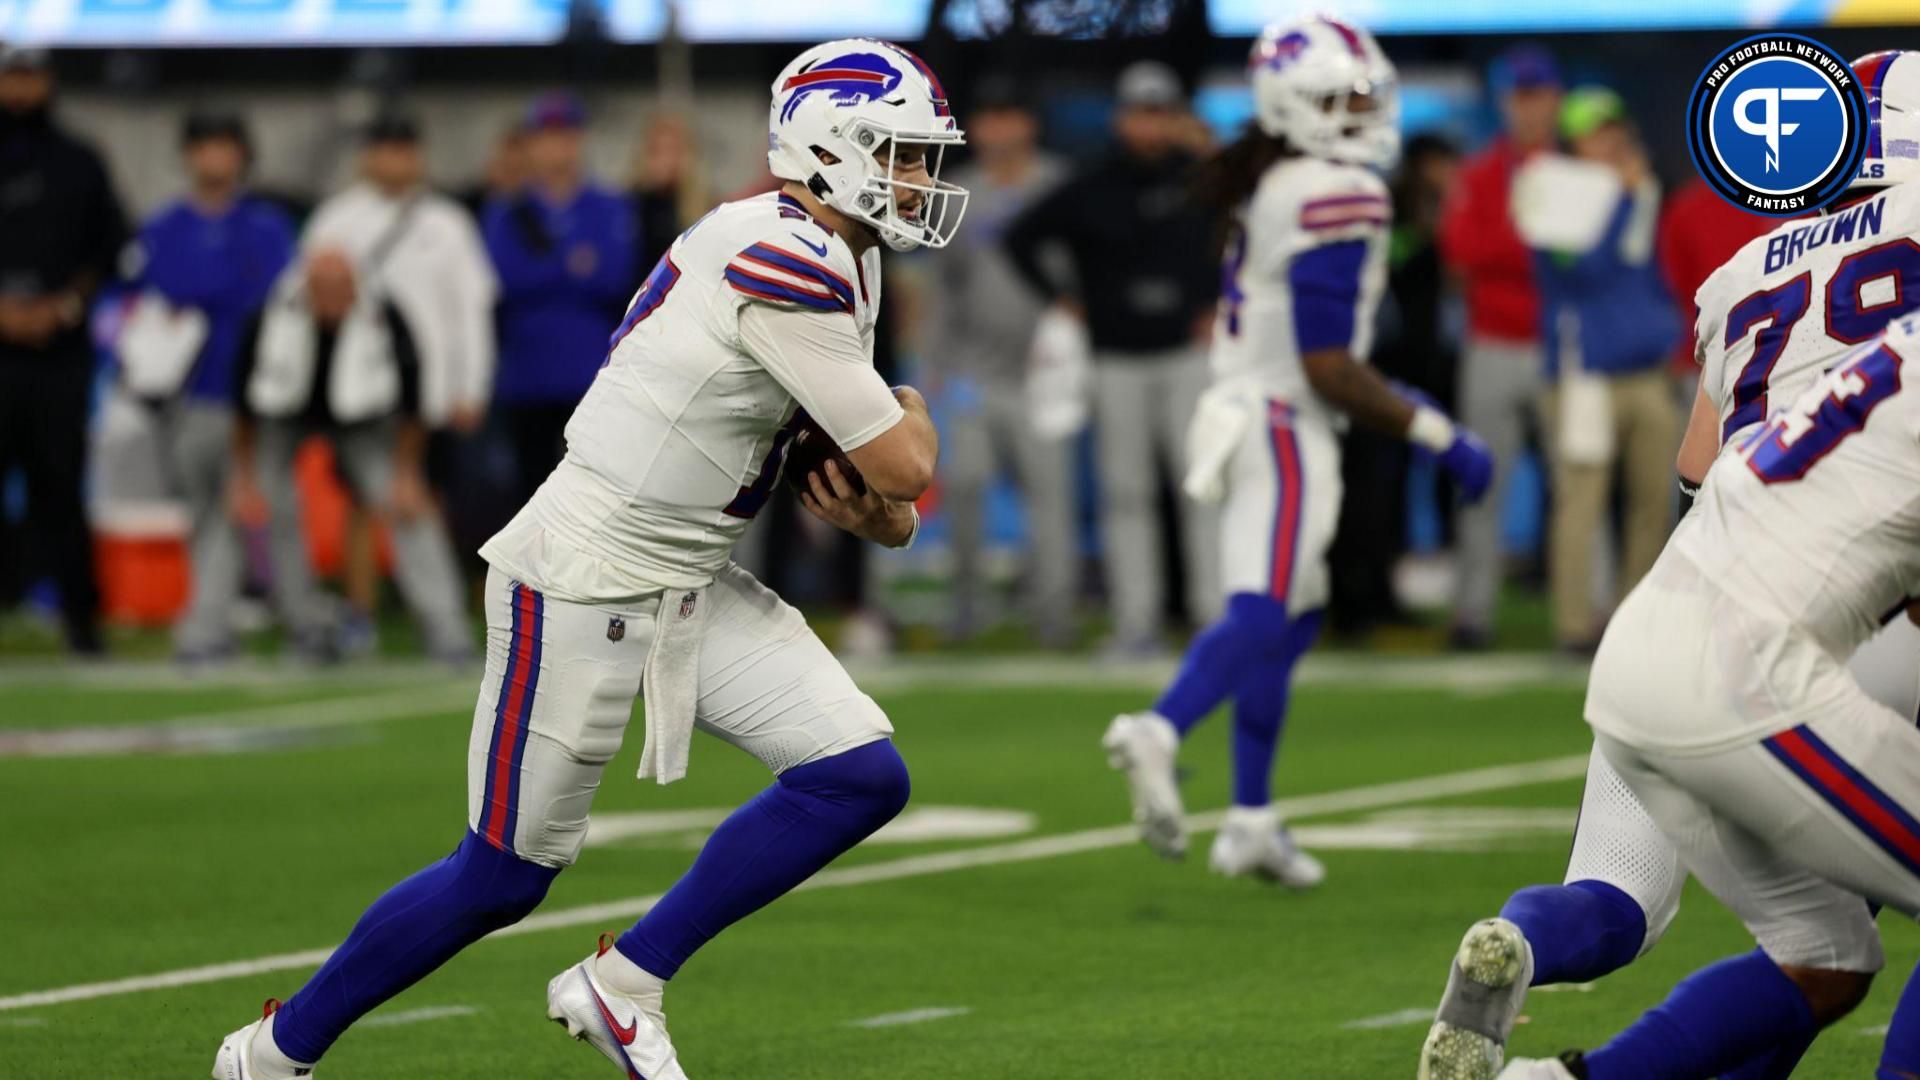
xmin=1852 ymin=50 xmax=1920 ymax=189
xmin=1248 ymin=15 xmax=1400 ymax=170
xmin=767 ymin=39 xmax=969 ymax=251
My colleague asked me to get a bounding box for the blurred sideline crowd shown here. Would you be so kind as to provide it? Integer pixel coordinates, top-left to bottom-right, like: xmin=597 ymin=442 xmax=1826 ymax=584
xmin=0 ymin=40 xmax=1772 ymax=663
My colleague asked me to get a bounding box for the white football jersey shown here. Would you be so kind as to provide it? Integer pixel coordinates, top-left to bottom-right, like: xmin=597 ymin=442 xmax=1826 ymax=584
xmin=1695 ymin=181 xmax=1920 ymax=450
xmin=1677 ymin=313 xmax=1920 ymax=657
xmin=480 ymin=191 xmax=885 ymax=602
xmin=1209 ymin=156 xmax=1390 ymax=430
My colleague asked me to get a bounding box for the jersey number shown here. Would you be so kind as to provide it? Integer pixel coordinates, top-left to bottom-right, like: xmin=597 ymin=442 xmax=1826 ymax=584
xmin=721 ymin=416 xmax=802 ymax=520
xmin=1743 ymin=342 xmax=1905 ymax=484
xmin=1219 ymin=226 xmax=1247 ymax=339
xmin=604 ymin=253 xmax=682 ymax=363
xmin=1722 ymin=240 xmax=1920 ymax=440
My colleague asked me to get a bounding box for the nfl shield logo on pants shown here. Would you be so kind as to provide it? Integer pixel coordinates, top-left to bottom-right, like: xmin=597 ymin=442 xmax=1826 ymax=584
xmin=679 ymin=592 xmax=698 ymax=619
xmin=606 ymin=617 xmax=625 ymax=642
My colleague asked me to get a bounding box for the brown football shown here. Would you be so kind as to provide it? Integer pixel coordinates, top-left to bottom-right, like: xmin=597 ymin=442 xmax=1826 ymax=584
xmin=782 ymin=417 xmax=868 ymax=498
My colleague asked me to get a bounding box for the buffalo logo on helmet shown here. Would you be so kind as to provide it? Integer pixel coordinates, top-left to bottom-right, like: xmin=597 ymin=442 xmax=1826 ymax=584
xmin=1253 ymin=30 xmax=1311 ymax=72
xmin=779 ymin=52 xmax=905 ymax=123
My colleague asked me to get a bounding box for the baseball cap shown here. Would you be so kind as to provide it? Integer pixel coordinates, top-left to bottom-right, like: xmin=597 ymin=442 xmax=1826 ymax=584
xmin=1490 ymin=44 xmax=1561 ymax=96
xmin=1560 ymin=85 xmax=1627 ymax=141
xmin=973 ymin=72 xmax=1024 ymax=113
xmin=0 ymin=44 xmax=51 ymax=74
xmin=182 ymin=109 xmax=250 ymax=150
xmin=524 ymin=91 xmax=586 ymax=132
xmin=364 ymin=110 xmax=421 ymax=145
xmin=1116 ymin=61 xmax=1183 ymax=110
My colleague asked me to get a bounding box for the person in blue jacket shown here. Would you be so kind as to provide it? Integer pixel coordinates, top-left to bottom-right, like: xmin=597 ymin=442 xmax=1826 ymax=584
xmin=1533 ymin=86 xmax=1682 ymax=652
xmin=120 ymin=109 xmax=296 ymax=662
xmin=483 ymin=91 xmax=639 ymax=506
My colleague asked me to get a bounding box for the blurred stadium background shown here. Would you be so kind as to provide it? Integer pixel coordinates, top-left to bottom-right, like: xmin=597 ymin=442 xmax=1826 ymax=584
xmin=5 ymin=2 xmax=1920 ymax=1077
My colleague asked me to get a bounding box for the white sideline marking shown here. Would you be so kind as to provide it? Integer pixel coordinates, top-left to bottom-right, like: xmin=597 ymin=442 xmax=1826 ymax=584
xmin=1340 ymin=1007 xmax=1433 ymax=1031
xmin=1532 ymin=982 xmax=1597 ymax=994
xmin=1862 ymin=1023 xmax=1890 ymax=1037
xmin=846 ymin=1006 xmax=970 ymax=1029
xmin=2 ymin=1017 xmax=48 ymax=1027
xmin=0 ymin=685 xmax=473 ymax=758
xmin=361 ymin=1005 xmax=481 ymax=1028
xmin=0 ymin=754 xmax=1587 ymax=1013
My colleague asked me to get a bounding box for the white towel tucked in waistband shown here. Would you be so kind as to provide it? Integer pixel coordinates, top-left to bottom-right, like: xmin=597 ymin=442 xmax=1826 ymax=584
xmin=637 ymin=585 xmax=707 ymax=785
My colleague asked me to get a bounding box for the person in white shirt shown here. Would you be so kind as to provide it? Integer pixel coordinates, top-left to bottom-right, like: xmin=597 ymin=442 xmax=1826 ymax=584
xmin=214 ymin=38 xmax=966 ymax=1080
xmin=304 ymin=113 xmax=498 ymax=440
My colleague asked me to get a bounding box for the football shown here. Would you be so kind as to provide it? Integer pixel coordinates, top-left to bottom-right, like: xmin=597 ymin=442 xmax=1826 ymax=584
xmin=782 ymin=413 xmax=868 ymax=498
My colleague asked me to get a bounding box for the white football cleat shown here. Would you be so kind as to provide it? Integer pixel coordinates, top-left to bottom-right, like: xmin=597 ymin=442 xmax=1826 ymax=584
xmin=1495 ymin=1057 xmax=1579 ymax=1079
xmin=1207 ymin=804 xmax=1324 ymax=889
xmin=1102 ymin=712 xmax=1187 ymax=859
xmin=1419 ymin=918 xmax=1536 ymax=1080
xmin=548 ymin=938 xmax=689 ymax=1080
xmin=212 ymin=1000 xmax=313 ymax=1079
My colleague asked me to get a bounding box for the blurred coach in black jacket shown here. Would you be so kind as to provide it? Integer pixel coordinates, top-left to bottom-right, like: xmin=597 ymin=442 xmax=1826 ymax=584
xmin=1004 ymin=61 xmax=1220 ymax=655
xmin=0 ymin=45 xmax=126 ymax=654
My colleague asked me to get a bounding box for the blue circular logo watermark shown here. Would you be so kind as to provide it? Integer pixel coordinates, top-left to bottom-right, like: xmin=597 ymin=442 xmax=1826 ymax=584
xmin=1687 ymin=34 xmax=1868 ymax=216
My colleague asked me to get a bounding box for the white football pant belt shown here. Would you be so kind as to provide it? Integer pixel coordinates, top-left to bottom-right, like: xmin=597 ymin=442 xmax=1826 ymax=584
xmin=637 ymin=585 xmax=707 ymax=785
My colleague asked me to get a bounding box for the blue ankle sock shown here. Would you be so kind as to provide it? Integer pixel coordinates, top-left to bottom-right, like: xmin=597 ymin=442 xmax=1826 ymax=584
xmin=1583 ymin=950 xmax=1816 ymax=1080
xmin=1155 ymin=593 xmax=1295 ymax=736
xmin=1229 ymin=609 xmax=1319 ymax=806
xmin=616 ymin=739 xmax=910 ymax=979
xmin=1878 ymin=957 xmax=1920 ymax=1079
xmin=1499 ymin=880 xmax=1647 ymax=986
xmin=272 ymin=830 xmax=558 ymax=1063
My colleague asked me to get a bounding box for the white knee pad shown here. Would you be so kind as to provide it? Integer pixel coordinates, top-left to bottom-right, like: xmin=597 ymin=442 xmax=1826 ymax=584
xmin=1564 ymin=745 xmax=1686 ymax=954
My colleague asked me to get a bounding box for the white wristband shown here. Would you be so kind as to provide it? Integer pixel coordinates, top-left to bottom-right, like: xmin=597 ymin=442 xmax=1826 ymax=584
xmin=1407 ymin=405 xmax=1456 ymax=454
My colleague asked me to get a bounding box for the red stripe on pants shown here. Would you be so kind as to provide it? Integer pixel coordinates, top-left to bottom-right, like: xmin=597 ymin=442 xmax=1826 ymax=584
xmin=1773 ymin=728 xmax=1920 ymax=868
xmin=485 ymin=585 xmax=538 ymax=848
xmin=1269 ymin=422 xmax=1302 ymax=601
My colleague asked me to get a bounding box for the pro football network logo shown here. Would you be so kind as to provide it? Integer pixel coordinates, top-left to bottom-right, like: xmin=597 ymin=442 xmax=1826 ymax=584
xmin=1687 ymin=33 xmax=1869 ymax=216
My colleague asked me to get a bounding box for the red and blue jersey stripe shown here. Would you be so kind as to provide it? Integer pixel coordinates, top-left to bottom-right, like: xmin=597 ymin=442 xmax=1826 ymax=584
xmin=726 ymin=241 xmax=856 ymax=314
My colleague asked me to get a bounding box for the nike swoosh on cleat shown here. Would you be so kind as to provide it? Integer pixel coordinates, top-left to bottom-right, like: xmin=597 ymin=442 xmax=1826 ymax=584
xmin=588 ymin=979 xmax=638 ymax=1046
xmin=791 ymin=234 xmax=830 ymax=258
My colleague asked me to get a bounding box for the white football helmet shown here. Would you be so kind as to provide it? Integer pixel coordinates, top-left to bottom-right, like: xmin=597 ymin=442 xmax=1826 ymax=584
xmin=767 ymin=39 xmax=969 ymax=251
xmin=1853 ymin=50 xmax=1920 ymax=190
xmin=1248 ymin=15 xmax=1400 ymax=170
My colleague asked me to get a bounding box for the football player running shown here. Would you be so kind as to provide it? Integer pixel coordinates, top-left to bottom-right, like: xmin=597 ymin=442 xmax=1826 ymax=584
xmin=1422 ymin=50 xmax=1920 ymax=1080
xmin=1102 ymin=15 xmax=1492 ymax=883
xmin=212 ymin=39 xmax=966 ymax=1080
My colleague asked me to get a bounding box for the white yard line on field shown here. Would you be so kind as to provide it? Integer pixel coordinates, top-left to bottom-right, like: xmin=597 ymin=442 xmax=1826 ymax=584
xmin=1340 ymin=1008 xmax=1435 ymax=1031
xmin=0 ymin=754 xmax=1586 ymax=1014
xmin=847 ymin=652 xmax=1589 ymax=693
xmin=0 ymin=651 xmax=1587 ymax=696
xmin=360 ymin=1005 xmax=482 ymax=1028
xmin=0 ymin=658 xmax=467 ymax=690
xmin=846 ymin=1006 xmax=971 ymax=1029
xmin=0 ymin=684 xmax=475 ymax=758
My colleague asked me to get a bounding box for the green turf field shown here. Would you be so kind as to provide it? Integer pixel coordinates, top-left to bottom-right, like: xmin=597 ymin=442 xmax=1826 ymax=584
xmin=2 ymin=658 xmax=1914 ymax=1078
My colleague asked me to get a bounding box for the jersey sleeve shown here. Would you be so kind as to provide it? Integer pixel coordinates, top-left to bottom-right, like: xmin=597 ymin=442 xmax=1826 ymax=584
xmin=723 ymin=232 xmax=858 ymax=316
xmin=737 ymin=302 xmax=903 ymax=452
xmin=1252 ymin=164 xmax=1390 ymax=355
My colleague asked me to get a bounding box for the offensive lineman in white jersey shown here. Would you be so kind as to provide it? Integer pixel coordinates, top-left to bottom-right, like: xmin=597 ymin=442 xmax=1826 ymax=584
xmin=1102 ymin=15 xmax=1492 ymax=882
xmin=1495 ymin=312 xmax=1920 ymax=1078
xmin=1422 ymin=50 xmax=1920 ymax=1080
xmin=212 ymin=39 xmax=967 ymax=1080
